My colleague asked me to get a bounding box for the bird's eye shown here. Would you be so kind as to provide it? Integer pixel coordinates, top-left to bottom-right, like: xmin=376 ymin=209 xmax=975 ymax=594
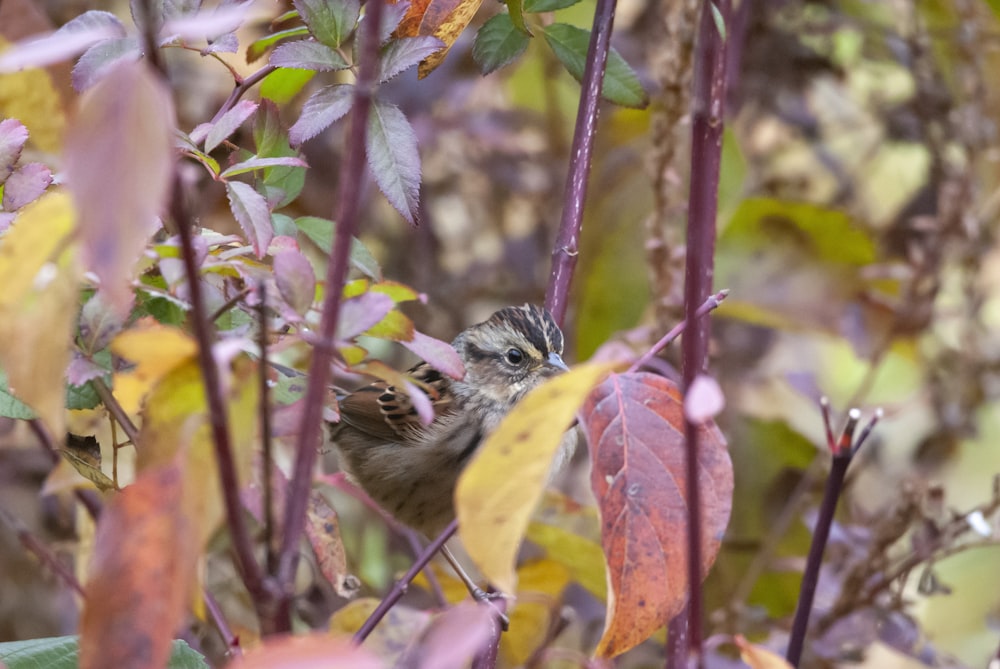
xmin=505 ymin=348 xmax=525 ymax=365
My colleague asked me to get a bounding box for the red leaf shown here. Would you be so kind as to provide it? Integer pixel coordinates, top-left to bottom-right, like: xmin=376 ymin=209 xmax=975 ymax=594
xmin=79 ymin=465 xmax=197 ymax=669
xmin=581 ymin=372 xmax=733 ymax=658
xmin=273 ymin=247 xmax=316 ymax=316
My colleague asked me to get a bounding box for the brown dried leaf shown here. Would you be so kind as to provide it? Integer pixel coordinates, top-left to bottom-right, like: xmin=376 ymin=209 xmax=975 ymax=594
xmin=305 ymin=492 xmax=359 ymax=598
xmin=394 ymin=0 xmax=483 ymax=78
xmin=79 ymin=464 xmax=196 ymax=669
xmin=581 ymin=372 xmax=733 ymax=658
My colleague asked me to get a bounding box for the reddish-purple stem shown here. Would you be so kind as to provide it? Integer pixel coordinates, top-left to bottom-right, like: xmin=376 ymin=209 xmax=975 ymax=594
xmin=0 ymin=505 xmax=86 ymax=598
xmin=679 ymin=0 xmax=730 ymax=665
xmin=354 ymin=520 xmax=459 ymax=643
xmin=543 ymin=0 xmax=619 ymax=326
xmin=277 ymin=0 xmax=386 ymax=603
xmin=628 ymin=290 xmax=728 ymax=375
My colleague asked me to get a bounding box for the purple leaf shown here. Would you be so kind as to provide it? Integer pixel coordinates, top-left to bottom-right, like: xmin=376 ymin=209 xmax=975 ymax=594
xmin=0 ymin=213 xmax=14 ymax=232
xmin=79 ymin=291 xmax=125 ymax=354
xmin=0 ymin=119 xmax=28 ymax=183
xmin=67 ymin=355 xmax=109 ymax=386
xmin=401 ymin=331 xmax=464 ymax=379
xmin=206 ymin=100 xmax=259 ymax=152
xmin=366 ymin=99 xmax=420 ymax=225
xmin=220 ymin=156 xmax=309 ymax=179
xmin=64 ymin=61 xmax=176 ymax=317
xmin=336 ymin=292 xmax=394 ymax=341
xmin=162 ymin=3 xmax=252 ymax=42
xmin=270 ymin=39 xmax=350 ymax=71
xmin=225 ymin=181 xmax=273 ymax=258
xmin=72 ymin=37 xmax=142 ymax=91
xmin=203 ymin=32 xmax=239 ymax=54
xmin=2 ymin=163 xmax=53 ymax=211
xmin=378 ymin=1 xmax=411 ymax=43
xmin=403 ymin=380 xmax=435 ymax=426
xmin=289 ymin=84 xmax=354 ymax=146
xmin=378 ymin=36 xmax=445 ymax=83
xmin=0 ymin=11 xmax=125 ymax=72
xmin=406 ymin=602 xmax=494 ymax=667
xmin=273 ymin=248 xmax=317 ymax=316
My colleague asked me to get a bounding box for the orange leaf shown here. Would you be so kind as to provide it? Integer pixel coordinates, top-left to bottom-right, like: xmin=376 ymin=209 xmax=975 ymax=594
xmin=734 ymin=635 xmax=794 ymax=669
xmin=230 ymin=634 xmax=382 ymax=669
xmin=79 ymin=465 xmax=197 ymax=669
xmin=394 ymin=0 xmax=484 ymax=78
xmin=582 ymin=372 xmax=733 ymax=658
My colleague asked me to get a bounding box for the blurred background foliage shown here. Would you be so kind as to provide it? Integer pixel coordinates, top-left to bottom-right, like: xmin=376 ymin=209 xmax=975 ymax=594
xmin=3 ymin=0 xmax=1000 ymax=665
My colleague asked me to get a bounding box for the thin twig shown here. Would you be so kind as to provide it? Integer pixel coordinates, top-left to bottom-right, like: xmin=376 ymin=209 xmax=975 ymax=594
xmin=258 ymin=283 xmax=278 ymax=576
xmin=93 ymin=378 xmax=140 ymax=444
xmin=277 ymin=0 xmax=387 ymax=616
xmin=543 ymin=0 xmax=620 ymax=326
xmin=677 ymin=1 xmax=731 ymax=665
xmin=354 ymin=520 xmax=459 ymax=643
xmin=210 ymin=66 xmax=277 ymax=125
xmin=628 ymin=290 xmax=728 ymax=375
xmin=209 ymin=286 xmax=253 ymax=324
xmin=203 ymin=588 xmax=242 ymax=658
xmin=0 ymin=506 xmax=86 ymax=597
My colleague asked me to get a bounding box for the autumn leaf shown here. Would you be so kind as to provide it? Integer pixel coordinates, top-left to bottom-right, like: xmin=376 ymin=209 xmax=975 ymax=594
xmin=501 ymin=559 xmax=571 ymax=666
xmin=64 ymin=60 xmax=176 ymax=317
xmin=79 ymin=464 xmax=197 ymax=669
xmin=734 ymin=635 xmax=795 ymax=669
xmin=582 ymin=372 xmax=733 ymax=657
xmin=456 ymin=361 xmax=617 ymax=593
xmin=110 ymin=319 xmax=198 ymax=415
xmin=0 ymin=191 xmax=79 ymax=436
xmin=393 ymin=0 xmax=484 ymax=78
xmin=229 ymin=634 xmax=382 ymax=669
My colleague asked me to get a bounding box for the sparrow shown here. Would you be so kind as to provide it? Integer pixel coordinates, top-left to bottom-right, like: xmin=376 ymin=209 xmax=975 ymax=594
xmin=330 ymin=304 xmax=575 ymax=539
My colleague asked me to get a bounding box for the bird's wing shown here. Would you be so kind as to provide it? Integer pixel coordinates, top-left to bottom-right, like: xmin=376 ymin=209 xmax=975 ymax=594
xmin=335 ymin=363 xmax=453 ymax=441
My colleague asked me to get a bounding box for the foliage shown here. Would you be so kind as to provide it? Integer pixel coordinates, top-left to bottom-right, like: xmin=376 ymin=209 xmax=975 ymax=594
xmin=0 ymin=0 xmax=998 ymax=667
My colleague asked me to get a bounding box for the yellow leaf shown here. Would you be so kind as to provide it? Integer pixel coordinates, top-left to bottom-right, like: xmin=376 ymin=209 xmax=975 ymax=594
xmin=0 ymin=37 xmax=67 ymax=153
xmin=456 ymin=361 xmax=617 ymax=593
xmin=0 ymin=192 xmax=79 ymax=435
xmin=501 ymin=559 xmax=571 ymax=667
xmin=526 ymin=521 xmax=607 ymax=600
xmin=110 ymin=320 xmax=197 ymax=415
xmin=137 ymin=356 xmax=258 ymax=549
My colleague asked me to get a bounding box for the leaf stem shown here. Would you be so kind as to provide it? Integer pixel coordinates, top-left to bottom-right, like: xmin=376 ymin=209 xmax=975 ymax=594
xmin=543 ymin=0 xmax=619 ymax=326
xmin=628 ymin=290 xmax=728 ymax=375
xmin=678 ymin=0 xmax=730 ymax=665
xmin=258 ymin=283 xmax=278 ymax=576
xmin=276 ymin=0 xmax=386 ymax=613
xmin=0 ymin=505 xmax=86 ymax=597
xmin=93 ymin=378 xmax=140 ymax=444
xmin=211 ymin=65 xmax=277 ymax=125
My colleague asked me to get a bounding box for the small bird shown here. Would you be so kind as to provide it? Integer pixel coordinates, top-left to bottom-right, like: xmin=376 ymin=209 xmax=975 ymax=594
xmin=330 ymin=304 xmax=575 ymax=604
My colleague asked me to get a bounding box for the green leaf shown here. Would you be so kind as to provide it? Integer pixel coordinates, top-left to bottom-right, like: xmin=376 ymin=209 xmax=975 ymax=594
xmin=261 ymin=68 xmax=316 ymax=104
xmin=0 ymin=368 xmax=35 ymax=419
xmin=523 ymin=0 xmax=582 ymax=12
xmin=67 ymin=380 xmax=102 ymax=410
xmin=542 ymin=23 xmax=649 ymax=109
xmin=254 ymin=101 xmax=307 ymax=208
xmin=0 ymin=636 xmax=208 ymax=669
xmin=294 ymin=216 xmax=382 ymax=280
xmin=293 ymin=0 xmax=361 ymax=48
xmin=247 ymin=26 xmax=311 ymax=62
xmin=710 ymin=1 xmax=726 ymax=40
xmin=472 ymin=14 xmax=530 ymax=75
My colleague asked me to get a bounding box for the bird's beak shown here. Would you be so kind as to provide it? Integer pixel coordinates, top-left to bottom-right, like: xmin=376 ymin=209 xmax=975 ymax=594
xmin=546 ymin=352 xmax=569 ymax=372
